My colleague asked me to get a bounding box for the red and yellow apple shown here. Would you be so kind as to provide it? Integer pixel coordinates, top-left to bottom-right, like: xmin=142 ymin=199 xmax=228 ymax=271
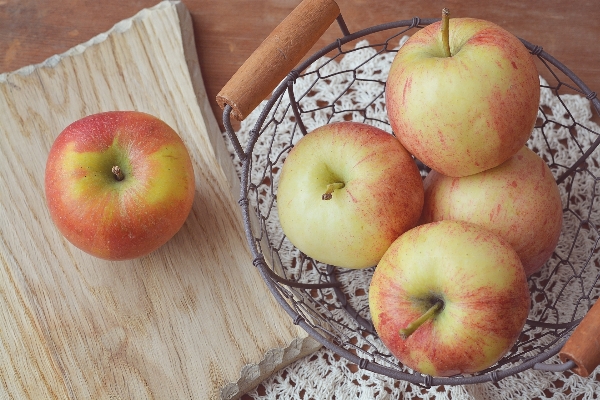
xmin=45 ymin=111 xmax=195 ymax=260
xmin=369 ymin=220 xmax=530 ymax=376
xmin=276 ymin=121 xmax=424 ymax=269
xmin=420 ymin=146 xmax=563 ymax=276
xmin=385 ymin=16 xmax=540 ymax=177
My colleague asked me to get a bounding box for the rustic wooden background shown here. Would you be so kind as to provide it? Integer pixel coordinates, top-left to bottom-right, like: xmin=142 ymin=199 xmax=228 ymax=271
xmin=1 ymin=0 xmax=599 ymax=127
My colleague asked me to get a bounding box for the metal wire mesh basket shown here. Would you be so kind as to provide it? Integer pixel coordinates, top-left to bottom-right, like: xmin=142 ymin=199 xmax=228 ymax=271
xmin=218 ymin=0 xmax=600 ymax=387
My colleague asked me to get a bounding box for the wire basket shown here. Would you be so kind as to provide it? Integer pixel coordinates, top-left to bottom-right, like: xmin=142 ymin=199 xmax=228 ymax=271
xmin=218 ymin=1 xmax=600 ymax=387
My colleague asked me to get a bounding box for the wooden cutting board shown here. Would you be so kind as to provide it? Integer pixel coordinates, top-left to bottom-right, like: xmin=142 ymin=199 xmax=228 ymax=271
xmin=0 ymin=1 xmax=320 ymax=399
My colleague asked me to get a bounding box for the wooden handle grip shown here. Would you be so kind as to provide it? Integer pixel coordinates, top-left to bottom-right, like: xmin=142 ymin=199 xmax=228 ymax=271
xmin=216 ymin=0 xmax=340 ymax=121
xmin=559 ymin=299 xmax=600 ymax=377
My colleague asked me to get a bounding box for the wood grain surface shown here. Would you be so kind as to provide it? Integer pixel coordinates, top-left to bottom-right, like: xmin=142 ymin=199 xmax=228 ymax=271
xmin=1 ymin=0 xmax=599 ymax=127
xmin=0 ymin=2 xmax=320 ymax=399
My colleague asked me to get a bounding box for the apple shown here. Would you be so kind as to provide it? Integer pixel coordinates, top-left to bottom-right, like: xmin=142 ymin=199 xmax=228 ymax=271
xmin=385 ymin=13 xmax=540 ymax=177
xmin=420 ymin=146 xmax=563 ymax=276
xmin=369 ymin=220 xmax=531 ymax=377
xmin=276 ymin=121 xmax=424 ymax=269
xmin=45 ymin=111 xmax=195 ymax=260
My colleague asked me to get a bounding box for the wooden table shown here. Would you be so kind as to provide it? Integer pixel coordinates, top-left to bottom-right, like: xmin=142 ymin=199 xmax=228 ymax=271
xmin=2 ymin=0 xmax=599 ymax=128
xmin=1 ymin=1 xmax=599 ymax=398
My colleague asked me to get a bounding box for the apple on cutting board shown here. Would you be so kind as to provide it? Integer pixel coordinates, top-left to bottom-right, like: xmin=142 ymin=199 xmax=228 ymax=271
xmin=44 ymin=111 xmax=195 ymax=260
xmin=369 ymin=220 xmax=531 ymax=377
xmin=276 ymin=121 xmax=424 ymax=269
xmin=385 ymin=11 xmax=540 ymax=177
xmin=420 ymin=146 xmax=563 ymax=276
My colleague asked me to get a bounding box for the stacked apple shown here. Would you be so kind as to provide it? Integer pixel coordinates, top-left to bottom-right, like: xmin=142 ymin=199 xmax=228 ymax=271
xmin=368 ymin=12 xmax=565 ymax=377
xmin=277 ymin=121 xmax=424 ymax=269
xmin=278 ymin=11 xmax=564 ymax=377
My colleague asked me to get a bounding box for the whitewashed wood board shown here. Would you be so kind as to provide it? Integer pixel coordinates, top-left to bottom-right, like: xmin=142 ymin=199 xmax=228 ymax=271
xmin=0 ymin=1 xmax=320 ymax=399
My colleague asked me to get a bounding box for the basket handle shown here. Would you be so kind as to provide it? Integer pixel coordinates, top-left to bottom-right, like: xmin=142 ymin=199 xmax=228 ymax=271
xmin=216 ymin=0 xmax=341 ymax=121
xmin=559 ymin=299 xmax=600 ymax=377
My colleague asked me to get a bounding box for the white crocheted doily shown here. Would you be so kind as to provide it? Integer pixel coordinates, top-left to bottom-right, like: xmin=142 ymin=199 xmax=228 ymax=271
xmin=225 ymin=37 xmax=600 ymax=399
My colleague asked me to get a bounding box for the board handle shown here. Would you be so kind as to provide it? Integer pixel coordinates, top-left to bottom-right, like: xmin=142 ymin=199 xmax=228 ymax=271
xmin=559 ymin=299 xmax=600 ymax=377
xmin=216 ymin=0 xmax=340 ymax=121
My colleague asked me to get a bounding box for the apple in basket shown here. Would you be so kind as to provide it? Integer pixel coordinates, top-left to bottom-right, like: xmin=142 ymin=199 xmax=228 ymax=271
xmin=369 ymin=220 xmax=530 ymax=377
xmin=276 ymin=121 xmax=424 ymax=269
xmin=385 ymin=10 xmax=540 ymax=177
xmin=45 ymin=111 xmax=195 ymax=260
xmin=420 ymin=146 xmax=563 ymax=276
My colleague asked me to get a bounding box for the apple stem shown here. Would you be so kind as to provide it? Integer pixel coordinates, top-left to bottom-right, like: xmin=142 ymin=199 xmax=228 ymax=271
xmin=322 ymin=182 xmax=345 ymax=200
xmin=399 ymin=301 xmax=443 ymax=340
xmin=112 ymin=165 xmax=125 ymax=181
xmin=441 ymin=8 xmax=451 ymax=57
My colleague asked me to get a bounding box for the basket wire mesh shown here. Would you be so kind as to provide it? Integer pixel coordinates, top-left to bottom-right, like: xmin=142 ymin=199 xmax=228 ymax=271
xmin=222 ymin=16 xmax=600 ymax=386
